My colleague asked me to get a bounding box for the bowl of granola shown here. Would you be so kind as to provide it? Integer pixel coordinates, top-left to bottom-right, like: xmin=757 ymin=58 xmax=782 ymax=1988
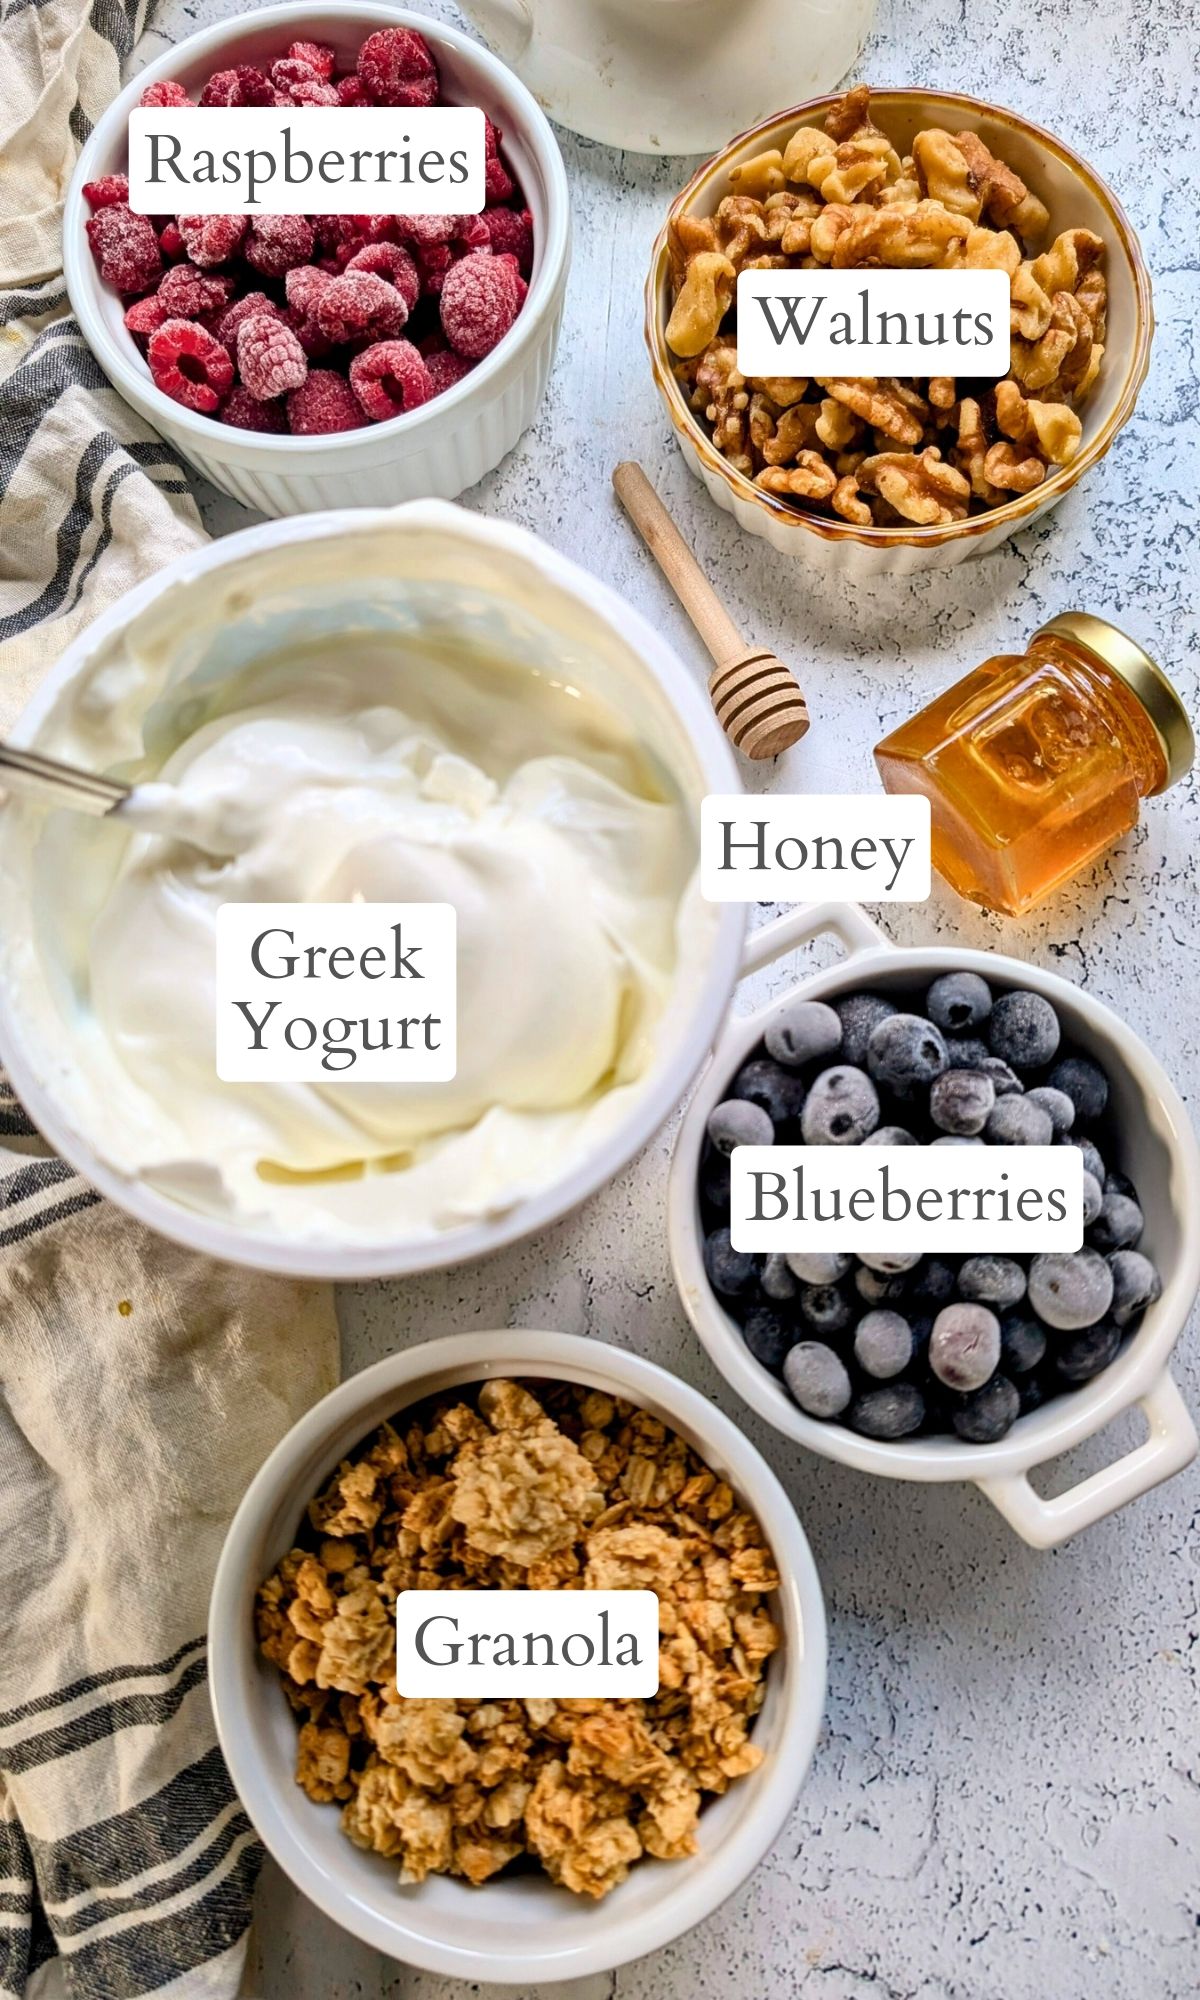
xmin=209 ymin=1330 xmax=826 ymax=1978
xmin=646 ymin=86 xmax=1153 ymax=575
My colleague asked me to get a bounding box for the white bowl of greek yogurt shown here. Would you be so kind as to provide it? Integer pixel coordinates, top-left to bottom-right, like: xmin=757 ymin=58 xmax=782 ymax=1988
xmin=0 ymin=504 xmax=743 ymax=1278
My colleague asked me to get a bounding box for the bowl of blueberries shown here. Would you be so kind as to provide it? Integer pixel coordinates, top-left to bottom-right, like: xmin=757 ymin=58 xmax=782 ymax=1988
xmin=668 ymin=903 xmax=1200 ymax=1548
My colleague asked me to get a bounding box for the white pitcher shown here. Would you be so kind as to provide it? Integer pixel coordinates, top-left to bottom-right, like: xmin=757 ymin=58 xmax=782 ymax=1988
xmin=461 ymin=0 xmax=877 ymax=154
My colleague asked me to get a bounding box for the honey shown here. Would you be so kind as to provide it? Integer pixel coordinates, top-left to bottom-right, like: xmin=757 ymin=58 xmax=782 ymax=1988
xmin=874 ymin=614 xmax=1194 ymax=918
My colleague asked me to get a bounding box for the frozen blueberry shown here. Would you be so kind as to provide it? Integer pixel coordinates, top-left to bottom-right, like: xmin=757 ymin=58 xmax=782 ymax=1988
xmin=952 ymin=1374 xmax=1020 ymax=1443
xmin=929 ymin=1303 xmax=1001 ymax=1390
xmin=930 ymin=1068 xmax=995 ymax=1136
xmin=932 ymin=1135 xmax=984 ymax=1146
xmin=849 ymin=1383 xmax=926 ymax=1439
xmin=729 ymin=1057 xmax=807 ymax=1125
xmin=867 ymin=1013 xmax=948 ymax=1095
xmin=944 ymin=1036 xmax=991 ymax=1072
xmin=799 ymin=1284 xmax=853 ymax=1336
xmin=987 ymin=991 xmax=1061 ymax=1070
xmin=707 ymin=1097 xmax=774 ymax=1154
xmin=835 ymin=991 xmax=896 ymax=1066
xmin=765 ymin=998 xmax=842 ymax=1068
xmin=999 ymin=1315 xmax=1047 ymax=1376
xmin=926 ymin=970 xmax=992 ymax=1033
xmin=1081 ymin=1171 xmax=1103 ymax=1226
xmin=980 ymin=1055 xmax=1024 ymax=1097
xmin=913 ymin=1258 xmax=958 ymax=1307
xmin=1104 ymin=1167 xmax=1136 ymax=1198
xmin=762 ymin=1252 xmax=800 ymax=1302
xmin=1107 ymin=1249 xmax=1162 ymax=1328
xmin=1026 ymin=1085 xmax=1075 ymax=1136
xmin=704 ymin=1228 xmax=760 ymax=1300
xmin=857 ymin=1248 xmax=922 ymax=1274
xmin=985 ymin=1095 xmax=1054 ymax=1146
xmin=1018 ymin=1373 xmax=1047 ymax=1416
xmin=700 ymin=1147 xmax=731 ymax=1211
xmin=801 ymin=1065 xmax=880 ymax=1145
xmin=1089 ymin=1190 xmax=1144 ymax=1254
xmin=957 ymin=1254 xmax=1027 ymax=1310
xmin=1027 ymin=1247 xmax=1113 ymax=1330
xmin=853 ymin=1309 xmax=914 ymax=1380
xmin=785 ymin=1250 xmax=852 ymax=1286
xmin=855 ymin=1265 xmax=911 ymax=1306
xmin=863 ymin=1124 xmax=919 ymax=1146
xmin=1053 ymin=1317 xmax=1122 ymax=1384
xmin=784 ymin=1340 xmax=852 ymax=1418
xmin=1048 ymin=1054 xmax=1109 ymax=1124
xmin=742 ymin=1307 xmax=796 ymax=1373
xmin=1061 ymin=1134 xmax=1105 ymax=1185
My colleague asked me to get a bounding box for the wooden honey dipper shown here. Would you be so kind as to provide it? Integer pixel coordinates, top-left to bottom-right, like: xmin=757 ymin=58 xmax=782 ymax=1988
xmin=613 ymin=461 xmax=810 ymax=759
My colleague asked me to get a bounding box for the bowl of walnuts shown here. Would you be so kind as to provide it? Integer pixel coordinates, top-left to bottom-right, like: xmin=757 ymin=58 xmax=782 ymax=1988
xmin=645 ymin=87 xmax=1152 ymax=575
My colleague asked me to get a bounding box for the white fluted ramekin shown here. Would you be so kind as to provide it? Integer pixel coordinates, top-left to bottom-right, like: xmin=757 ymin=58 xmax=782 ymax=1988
xmin=63 ymin=4 xmax=570 ymax=517
xmin=668 ymin=904 xmax=1199 ymax=1549
xmin=209 ymin=1329 xmax=827 ymax=1980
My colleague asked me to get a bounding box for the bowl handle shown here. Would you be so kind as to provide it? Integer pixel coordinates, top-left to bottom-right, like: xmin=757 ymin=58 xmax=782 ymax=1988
xmin=975 ymin=1371 xmax=1198 ymax=1549
xmin=740 ymin=902 xmax=889 ymax=979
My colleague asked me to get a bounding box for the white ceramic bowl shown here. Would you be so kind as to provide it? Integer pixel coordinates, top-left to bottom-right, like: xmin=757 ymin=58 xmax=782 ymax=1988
xmin=668 ymin=904 xmax=1199 ymax=1549
xmin=0 ymin=502 xmax=744 ymax=1280
xmin=63 ymin=4 xmax=571 ymax=517
xmin=209 ymin=1328 xmax=827 ymax=1981
xmin=647 ymin=89 xmax=1153 ymax=577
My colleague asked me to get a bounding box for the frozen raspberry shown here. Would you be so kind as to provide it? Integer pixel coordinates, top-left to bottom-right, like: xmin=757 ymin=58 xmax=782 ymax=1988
xmin=289 ymin=77 xmax=339 ymax=104
xmin=425 ymin=346 xmax=476 ymax=395
xmin=485 ymin=153 xmax=515 ymax=204
xmin=245 ymin=213 xmax=315 ymax=278
xmin=285 ymin=264 xmax=332 ymax=316
xmin=356 ymin=27 xmax=438 ymax=107
xmin=287 ymin=368 xmax=362 ymax=435
xmin=222 ymin=385 xmax=289 ymax=433
xmin=124 ymin=294 xmax=170 ymax=341
xmin=199 ymin=65 xmax=274 ymax=107
xmin=482 ymin=205 xmax=533 ymax=275
xmin=85 ymin=205 xmax=162 ymax=294
xmin=315 ymin=269 xmax=406 ymax=344
xmin=147 ymin=317 xmax=233 ymax=413
xmin=286 ymin=39 xmax=335 ymax=79
xmin=393 ymin=213 xmax=458 ymax=246
xmin=82 ymin=174 xmax=129 ymax=212
xmin=156 ymin=261 xmax=235 ymax=323
xmin=484 ymin=117 xmax=503 ymax=157
xmin=455 ymin=213 xmax=492 ymax=253
xmin=178 ymin=213 xmax=248 ymax=267
xmin=349 ymin=339 xmax=433 ymax=421
xmin=440 ymin=249 xmax=520 ymax=358
xmin=237 ymin=313 xmax=308 ymax=400
xmin=158 ymin=220 xmax=184 ymax=259
xmin=344 ymin=241 xmax=420 ymax=312
xmin=414 ymin=241 xmax=452 ymax=295
xmin=140 ymin=79 xmax=191 ymax=109
xmin=497 ymin=250 xmax=529 ymax=308
xmin=312 ymin=214 xmax=361 ymax=254
xmin=215 ymin=290 xmax=286 ymax=349
xmin=270 ymin=56 xmax=330 ymax=98
xmin=336 ymin=75 xmax=369 ymax=105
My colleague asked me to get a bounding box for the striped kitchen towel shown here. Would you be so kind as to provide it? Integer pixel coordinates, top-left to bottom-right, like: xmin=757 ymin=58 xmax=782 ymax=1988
xmin=0 ymin=1 xmax=342 ymax=1995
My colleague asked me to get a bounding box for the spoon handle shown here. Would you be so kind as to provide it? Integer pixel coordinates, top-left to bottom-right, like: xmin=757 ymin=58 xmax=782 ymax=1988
xmin=0 ymin=744 xmax=130 ymax=816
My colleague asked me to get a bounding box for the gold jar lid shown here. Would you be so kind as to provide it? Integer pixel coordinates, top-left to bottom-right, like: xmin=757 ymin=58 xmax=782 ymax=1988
xmin=1033 ymin=612 xmax=1195 ymax=793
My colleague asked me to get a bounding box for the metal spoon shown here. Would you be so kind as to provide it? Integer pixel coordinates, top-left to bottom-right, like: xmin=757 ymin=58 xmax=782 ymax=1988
xmin=0 ymin=743 xmax=239 ymax=857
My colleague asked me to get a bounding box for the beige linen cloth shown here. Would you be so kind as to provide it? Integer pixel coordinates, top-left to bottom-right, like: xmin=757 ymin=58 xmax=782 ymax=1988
xmin=0 ymin=2 xmax=340 ymax=1994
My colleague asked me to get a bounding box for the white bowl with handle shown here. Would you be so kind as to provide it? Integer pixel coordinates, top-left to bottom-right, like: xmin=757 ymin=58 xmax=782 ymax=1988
xmin=208 ymin=1328 xmax=827 ymax=1980
xmin=668 ymin=903 xmax=1199 ymax=1549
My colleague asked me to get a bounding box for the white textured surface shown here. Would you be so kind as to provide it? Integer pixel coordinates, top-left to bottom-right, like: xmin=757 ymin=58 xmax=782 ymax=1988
xmin=138 ymin=0 xmax=1200 ymax=1989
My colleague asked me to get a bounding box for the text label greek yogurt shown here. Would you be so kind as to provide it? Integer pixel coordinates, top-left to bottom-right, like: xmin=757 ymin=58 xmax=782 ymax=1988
xmin=395 ymin=1591 xmax=660 ymax=1698
xmin=215 ymin=901 xmax=456 ymax=1082
xmin=736 ymin=269 xmax=1010 ymax=376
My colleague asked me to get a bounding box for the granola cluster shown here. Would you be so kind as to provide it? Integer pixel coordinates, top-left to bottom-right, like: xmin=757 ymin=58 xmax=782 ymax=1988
xmin=665 ymin=86 xmax=1107 ymax=526
xmin=257 ymin=1377 xmax=781 ymax=1900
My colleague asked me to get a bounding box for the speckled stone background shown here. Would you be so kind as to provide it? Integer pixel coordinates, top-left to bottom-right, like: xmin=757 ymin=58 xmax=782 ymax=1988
xmin=137 ymin=0 xmax=1200 ymax=1989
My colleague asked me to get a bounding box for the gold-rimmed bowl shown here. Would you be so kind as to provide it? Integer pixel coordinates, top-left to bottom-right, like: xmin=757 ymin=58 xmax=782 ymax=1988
xmin=645 ymin=89 xmax=1153 ymax=577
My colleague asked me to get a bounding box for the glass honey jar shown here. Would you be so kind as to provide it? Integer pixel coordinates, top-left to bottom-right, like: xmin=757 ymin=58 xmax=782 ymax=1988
xmin=874 ymin=613 xmax=1194 ymax=918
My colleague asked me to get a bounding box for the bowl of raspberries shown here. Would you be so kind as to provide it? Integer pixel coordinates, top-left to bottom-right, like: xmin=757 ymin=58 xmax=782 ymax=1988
xmin=668 ymin=904 xmax=1200 ymax=1548
xmin=64 ymin=4 xmax=570 ymax=517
